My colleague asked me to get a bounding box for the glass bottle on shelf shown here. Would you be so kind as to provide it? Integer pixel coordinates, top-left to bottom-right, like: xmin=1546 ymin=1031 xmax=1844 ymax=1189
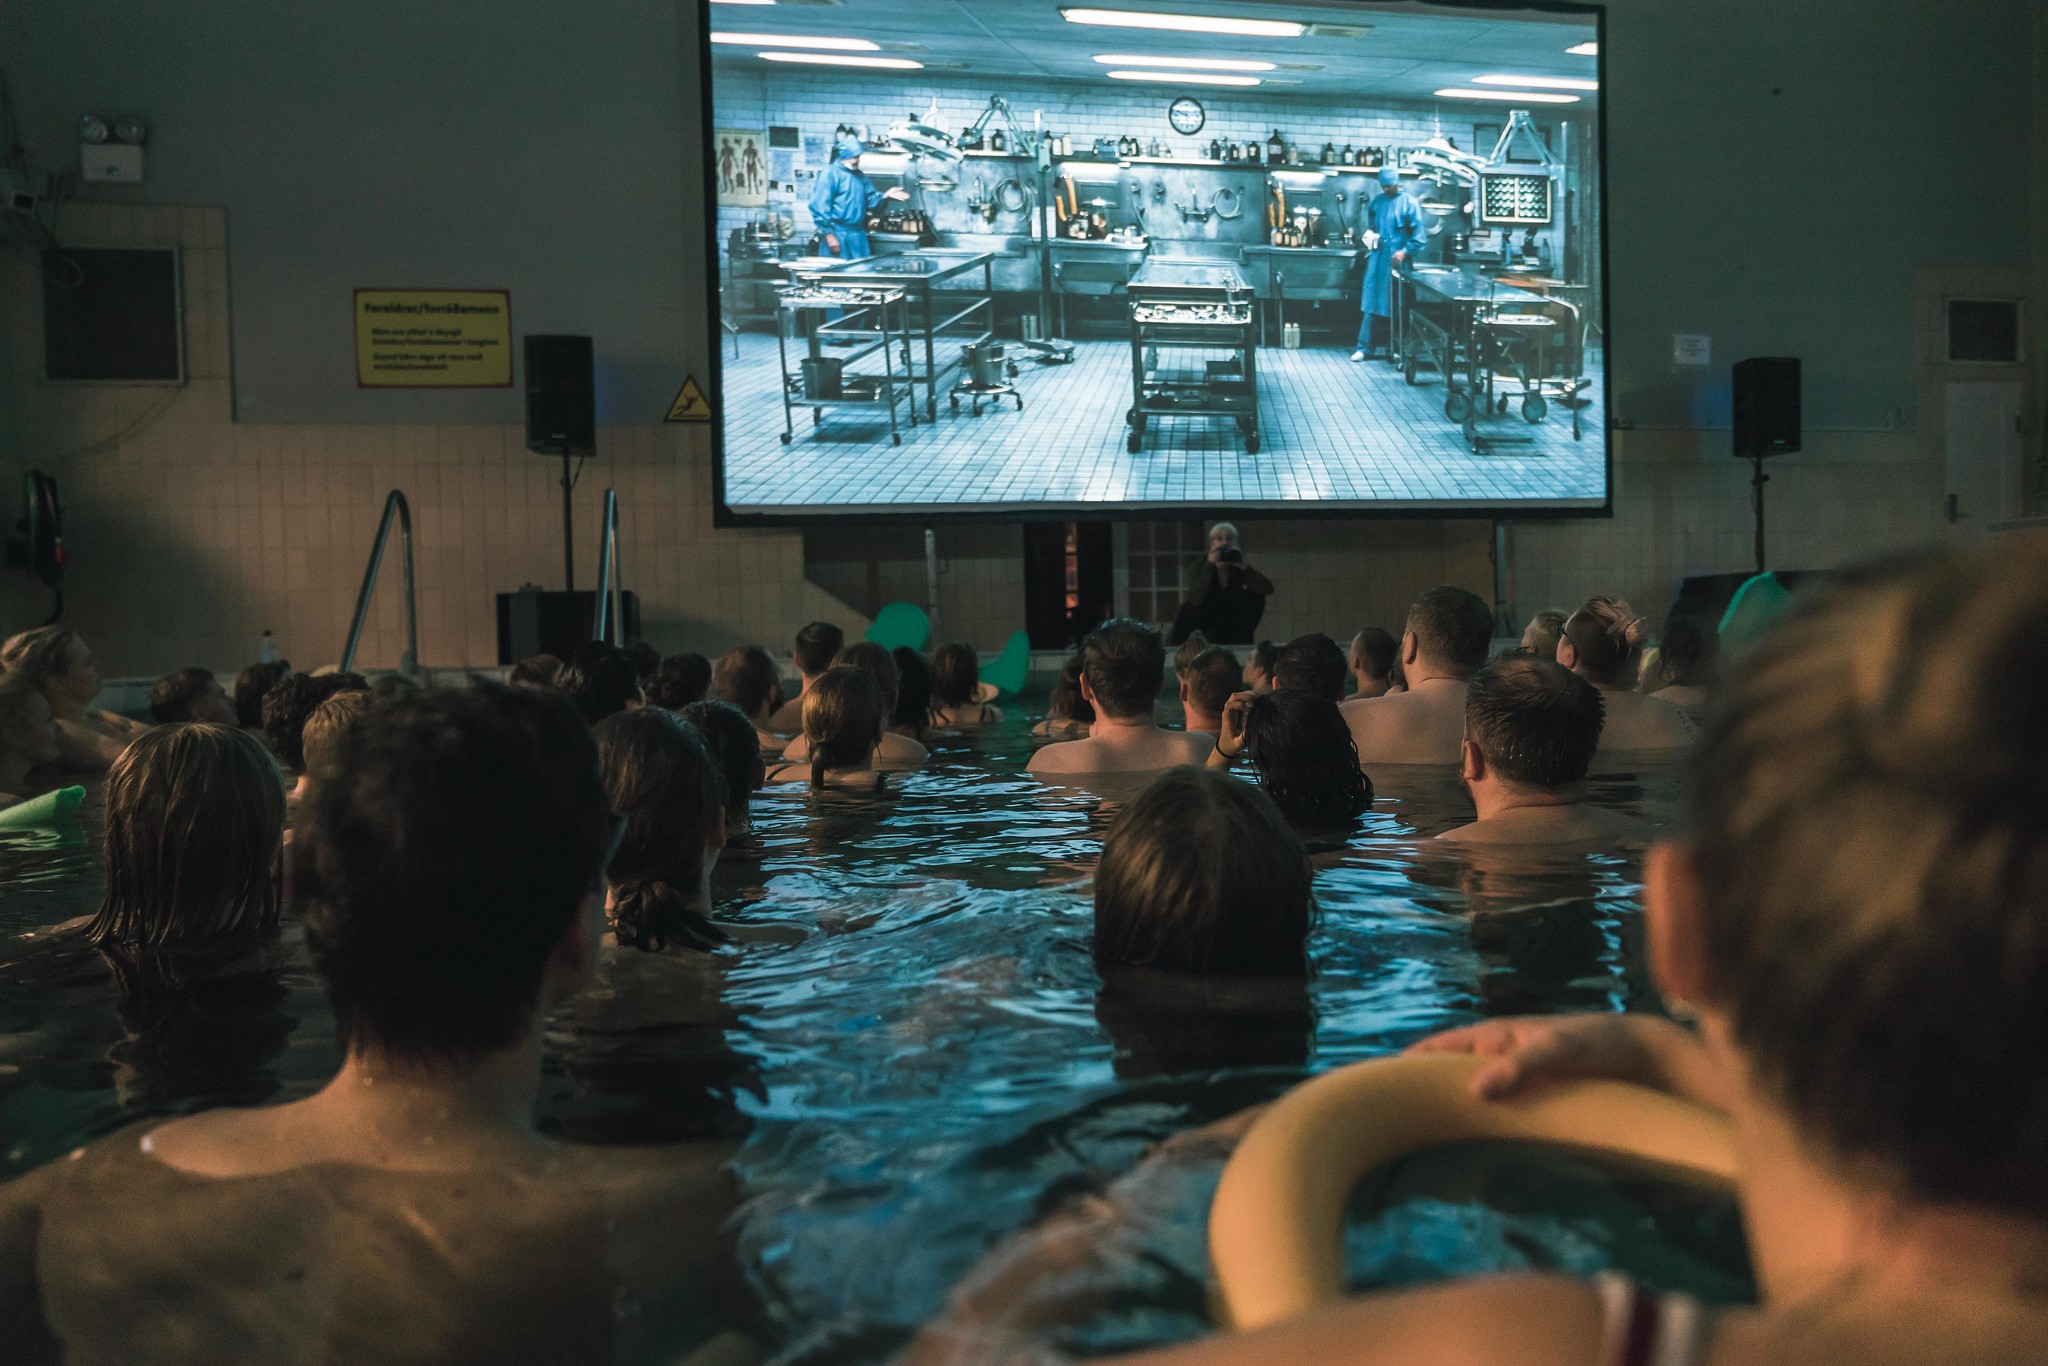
xmin=1266 ymin=129 xmax=1287 ymax=162
xmin=1320 ymin=141 xmax=1336 ymax=164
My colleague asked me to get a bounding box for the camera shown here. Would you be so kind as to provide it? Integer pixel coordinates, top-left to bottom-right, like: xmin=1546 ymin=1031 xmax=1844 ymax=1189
xmin=1218 ymin=546 xmax=1244 ymax=565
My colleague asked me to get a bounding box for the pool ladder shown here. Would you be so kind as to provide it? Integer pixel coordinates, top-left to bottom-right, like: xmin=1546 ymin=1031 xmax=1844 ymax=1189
xmin=339 ymin=489 xmax=418 ymax=677
xmin=592 ymin=488 xmax=622 ymax=645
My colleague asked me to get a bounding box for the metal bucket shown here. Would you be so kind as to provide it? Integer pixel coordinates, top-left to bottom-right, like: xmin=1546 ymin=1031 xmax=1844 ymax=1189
xmin=1283 ymin=323 xmax=1302 ymax=350
xmin=966 ymin=343 xmax=1008 ymax=387
xmin=801 ymin=357 xmax=845 ymax=400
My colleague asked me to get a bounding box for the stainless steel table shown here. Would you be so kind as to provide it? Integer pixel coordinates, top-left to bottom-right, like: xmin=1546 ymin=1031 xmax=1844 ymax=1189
xmin=1125 ymin=259 xmax=1260 ymax=454
xmin=795 ymin=249 xmax=997 ymax=423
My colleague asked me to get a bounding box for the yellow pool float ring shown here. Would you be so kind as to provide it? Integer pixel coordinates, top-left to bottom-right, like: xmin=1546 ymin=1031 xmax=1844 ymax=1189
xmin=1207 ymin=1052 xmax=1739 ymax=1331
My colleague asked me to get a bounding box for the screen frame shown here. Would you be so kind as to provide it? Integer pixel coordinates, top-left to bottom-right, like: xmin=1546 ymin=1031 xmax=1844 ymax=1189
xmin=699 ymin=0 xmax=1612 ymax=528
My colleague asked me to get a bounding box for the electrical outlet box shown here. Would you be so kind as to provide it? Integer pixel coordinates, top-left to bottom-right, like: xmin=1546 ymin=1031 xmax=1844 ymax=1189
xmin=1 ymin=166 xmax=51 ymax=213
xmin=80 ymin=143 xmax=144 ymax=183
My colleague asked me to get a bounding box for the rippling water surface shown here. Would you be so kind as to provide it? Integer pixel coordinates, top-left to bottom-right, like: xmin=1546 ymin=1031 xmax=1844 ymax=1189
xmin=0 ymin=705 xmax=1746 ymax=1362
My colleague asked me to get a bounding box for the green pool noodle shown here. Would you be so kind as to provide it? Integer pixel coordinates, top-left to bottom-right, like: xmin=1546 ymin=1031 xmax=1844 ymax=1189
xmin=983 ymin=629 xmax=1031 ymax=701
xmin=865 ymin=601 xmax=932 ymax=653
xmin=0 ymin=786 xmax=86 ymax=830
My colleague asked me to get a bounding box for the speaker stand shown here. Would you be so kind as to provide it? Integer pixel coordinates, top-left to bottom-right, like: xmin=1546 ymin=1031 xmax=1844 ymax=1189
xmin=559 ymin=452 xmax=576 ymax=591
xmin=1749 ymin=452 xmax=1769 ymax=574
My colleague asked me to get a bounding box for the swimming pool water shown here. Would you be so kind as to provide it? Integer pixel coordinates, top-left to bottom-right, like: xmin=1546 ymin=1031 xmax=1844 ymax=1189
xmin=0 ymin=704 xmax=1747 ymax=1362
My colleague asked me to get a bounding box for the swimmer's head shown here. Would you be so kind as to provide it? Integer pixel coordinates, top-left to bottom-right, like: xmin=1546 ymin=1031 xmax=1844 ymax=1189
xmin=1094 ymin=766 xmax=1312 ymax=976
xmin=89 ymin=723 xmax=286 ymax=952
xmin=1676 ymin=535 xmax=2048 ymax=1216
xmin=1273 ymin=633 xmax=1348 ymax=704
xmin=801 ymin=665 xmax=885 ymax=787
xmin=1658 ymin=615 xmax=1720 ymax=689
xmin=557 ymin=642 xmax=643 ymax=726
xmin=1462 ymin=654 xmax=1604 ymax=792
xmin=644 ymin=652 xmax=712 ymax=710
xmin=299 ymin=688 xmax=376 ymax=788
xmin=1518 ymin=610 xmax=1567 ymax=662
xmin=679 ymin=699 xmax=765 ymax=833
xmin=1080 ymin=619 xmax=1166 ymax=721
xmin=890 ymin=647 xmax=933 ymax=732
xmin=595 ymin=708 xmax=727 ymax=952
xmin=1559 ymin=596 xmax=1650 ymax=687
xmin=1238 ymin=689 xmax=1372 ymax=826
xmin=1243 ymin=639 xmax=1281 ymax=691
xmin=262 ymin=671 xmax=369 ymax=772
xmin=928 ymin=642 xmax=981 ymax=710
xmin=1405 ymin=586 xmax=1495 ymax=678
xmin=793 ymin=621 xmax=846 ymax=680
xmin=1046 ymin=653 xmax=1094 ymax=726
xmin=834 ymin=641 xmax=900 ymax=713
xmin=233 ymin=659 xmax=292 ymax=729
xmin=509 ymin=653 xmax=563 ymax=689
xmin=1181 ymin=645 xmax=1241 ymax=720
xmin=1349 ymin=627 xmax=1397 ymax=688
xmin=713 ymin=645 xmax=782 ymax=724
xmin=297 ymin=684 xmax=612 ymax=1065
xmin=149 ymin=667 xmax=237 ymax=726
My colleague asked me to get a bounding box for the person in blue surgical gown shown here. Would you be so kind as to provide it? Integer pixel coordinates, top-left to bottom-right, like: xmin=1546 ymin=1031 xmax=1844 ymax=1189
xmin=1352 ymin=166 xmax=1428 ymax=362
xmin=807 ymin=134 xmax=907 ymax=261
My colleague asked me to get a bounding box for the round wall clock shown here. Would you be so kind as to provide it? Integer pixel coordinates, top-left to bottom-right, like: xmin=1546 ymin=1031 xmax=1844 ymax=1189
xmin=1168 ymin=97 xmax=1206 ymax=135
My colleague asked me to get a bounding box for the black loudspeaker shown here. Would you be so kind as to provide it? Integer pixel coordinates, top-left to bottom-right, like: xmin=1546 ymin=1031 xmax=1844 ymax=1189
xmin=496 ymin=588 xmax=640 ymax=664
xmin=524 ymin=335 xmax=595 ymax=456
xmin=1732 ymin=357 xmax=1801 ymax=458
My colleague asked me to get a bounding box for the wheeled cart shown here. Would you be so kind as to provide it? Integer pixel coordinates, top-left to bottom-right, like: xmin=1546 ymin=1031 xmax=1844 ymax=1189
xmin=794 ymin=249 xmax=997 ymax=424
xmin=775 ymin=285 xmax=914 ymax=446
xmin=1124 ymin=260 xmax=1261 ymax=454
xmin=1394 ymin=265 xmax=1587 ymax=453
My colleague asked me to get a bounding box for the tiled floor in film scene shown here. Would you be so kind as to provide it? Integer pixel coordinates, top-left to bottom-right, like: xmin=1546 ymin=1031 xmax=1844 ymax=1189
xmin=719 ymin=328 xmax=1606 ymax=512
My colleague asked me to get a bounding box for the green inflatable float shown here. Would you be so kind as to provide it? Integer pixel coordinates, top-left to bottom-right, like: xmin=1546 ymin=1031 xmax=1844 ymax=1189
xmin=0 ymin=786 xmax=86 ymax=831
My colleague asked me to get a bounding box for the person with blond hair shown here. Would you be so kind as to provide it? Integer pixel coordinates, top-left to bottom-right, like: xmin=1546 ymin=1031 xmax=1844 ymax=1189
xmin=0 ymin=627 xmax=148 ymax=771
xmin=1174 ymin=523 xmax=1274 ymax=646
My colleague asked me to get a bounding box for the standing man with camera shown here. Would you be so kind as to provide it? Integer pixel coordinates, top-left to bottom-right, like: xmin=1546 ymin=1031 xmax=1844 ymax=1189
xmin=1172 ymin=522 xmax=1275 ymax=645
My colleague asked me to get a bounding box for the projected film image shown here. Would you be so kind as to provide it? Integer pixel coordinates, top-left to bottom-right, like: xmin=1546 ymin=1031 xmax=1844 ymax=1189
xmin=706 ymin=1 xmax=1605 ymax=518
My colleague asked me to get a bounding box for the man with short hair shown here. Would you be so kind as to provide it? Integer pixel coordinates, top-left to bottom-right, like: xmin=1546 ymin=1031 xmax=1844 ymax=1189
xmin=0 ymin=685 xmax=761 ymax=1361
xmin=1028 ymin=620 xmax=1214 ymax=777
xmin=1348 ymin=627 xmax=1397 ymax=700
xmin=1340 ymin=585 xmax=1495 ymax=767
xmin=1439 ymin=655 xmax=1651 ymax=845
xmin=1178 ymin=645 xmax=1240 ymax=738
xmin=1271 ymin=634 xmax=1347 ymax=703
xmin=148 ymin=667 xmax=237 ymax=726
xmin=766 ymin=620 xmax=844 ymax=733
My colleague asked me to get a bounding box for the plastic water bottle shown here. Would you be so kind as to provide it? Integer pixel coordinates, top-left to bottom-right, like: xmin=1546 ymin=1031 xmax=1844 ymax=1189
xmin=258 ymin=629 xmax=279 ymax=665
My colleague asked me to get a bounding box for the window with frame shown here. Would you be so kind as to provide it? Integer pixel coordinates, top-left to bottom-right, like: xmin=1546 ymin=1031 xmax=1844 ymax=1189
xmin=1124 ymin=520 xmax=1205 ymax=628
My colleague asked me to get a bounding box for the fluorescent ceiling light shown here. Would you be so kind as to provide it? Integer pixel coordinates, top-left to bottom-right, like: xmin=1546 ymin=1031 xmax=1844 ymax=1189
xmin=1566 ymin=40 xmax=1598 ymax=55
xmin=1472 ymin=73 xmax=1598 ymax=91
xmin=711 ymin=0 xmax=776 ymax=5
xmin=1435 ymin=87 xmax=1579 ymax=104
xmin=1092 ymin=53 xmax=1276 ymax=71
xmin=713 ymin=31 xmax=879 ymax=50
xmin=1106 ymin=69 xmax=1262 ymax=86
xmin=1062 ymin=8 xmax=1306 ymax=38
xmin=760 ymin=51 xmax=925 ymax=69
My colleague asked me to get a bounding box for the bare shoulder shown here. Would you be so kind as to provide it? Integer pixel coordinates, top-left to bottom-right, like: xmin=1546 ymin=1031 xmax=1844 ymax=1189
xmin=1178 ymin=729 xmax=1216 ymax=759
xmin=1112 ymin=1275 xmax=1606 ymax=1366
xmin=1026 ymin=738 xmax=1086 ymax=774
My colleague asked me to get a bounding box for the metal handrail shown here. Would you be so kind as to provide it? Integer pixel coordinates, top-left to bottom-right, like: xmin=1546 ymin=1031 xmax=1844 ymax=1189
xmin=340 ymin=489 xmax=418 ymax=676
xmin=593 ymin=488 xmax=620 ymax=645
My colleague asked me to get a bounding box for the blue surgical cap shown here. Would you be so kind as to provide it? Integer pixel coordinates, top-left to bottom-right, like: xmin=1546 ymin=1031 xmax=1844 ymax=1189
xmin=835 ymin=134 xmax=864 ymax=162
xmin=1378 ymin=166 xmax=1401 ymax=186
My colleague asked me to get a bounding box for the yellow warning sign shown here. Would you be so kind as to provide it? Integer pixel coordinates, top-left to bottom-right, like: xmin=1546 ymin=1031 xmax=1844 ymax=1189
xmin=665 ymin=375 xmax=711 ymax=422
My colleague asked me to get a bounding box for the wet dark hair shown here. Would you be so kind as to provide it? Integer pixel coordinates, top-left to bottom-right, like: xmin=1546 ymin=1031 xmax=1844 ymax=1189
xmin=233 ymin=659 xmax=291 ymax=729
xmin=1659 ymin=615 xmax=1720 ymax=688
xmin=1687 ymin=541 xmax=2048 ymax=1217
xmin=1239 ymin=689 xmax=1373 ymax=824
xmin=1094 ymin=767 xmax=1312 ymax=976
xmin=261 ymin=672 xmax=369 ymax=771
xmin=1245 ymin=639 xmax=1281 ymax=688
xmin=1350 ymin=627 xmax=1397 ymax=684
xmin=1182 ymin=645 xmax=1241 ymax=718
xmin=557 ymin=642 xmax=643 ymax=725
xmin=625 ymin=640 xmax=661 ymax=682
xmin=149 ymin=667 xmax=219 ymax=724
xmin=680 ymin=699 xmax=765 ymax=832
xmin=1407 ymin=586 xmax=1495 ymax=674
xmin=87 ymin=724 xmax=285 ymax=951
xmin=793 ymin=621 xmax=846 ymax=678
xmin=1562 ymin=596 xmax=1652 ymax=688
xmin=1045 ymin=654 xmax=1095 ymax=727
xmin=928 ymin=642 xmax=981 ymax=709
xmin=509 ymin=653 xmax=563 ymax=689
xmin=1465 ymin=654 xmax=1604 ymax=790
xmin=645 ymin=653 xmax=713 ymax=709
xmin=714 ymin=645 xmax=782 ymax=722
xmin=1081 ymin=618 xmax=1165 ymax=720
xmin=891 ymin=646 xmax=933 ymax=732
xmin=595 ymin=710 xmax=728 ymax=953
xmin=802 ymin=666 xmax=884 ymax=788
xmin=296 ymin=684 xmax=611 ymax=1066
xmin=1273 ymin=633 xmax=1347 ymax=703
xmin=300 ymin=689 xmax=377 ymax=785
